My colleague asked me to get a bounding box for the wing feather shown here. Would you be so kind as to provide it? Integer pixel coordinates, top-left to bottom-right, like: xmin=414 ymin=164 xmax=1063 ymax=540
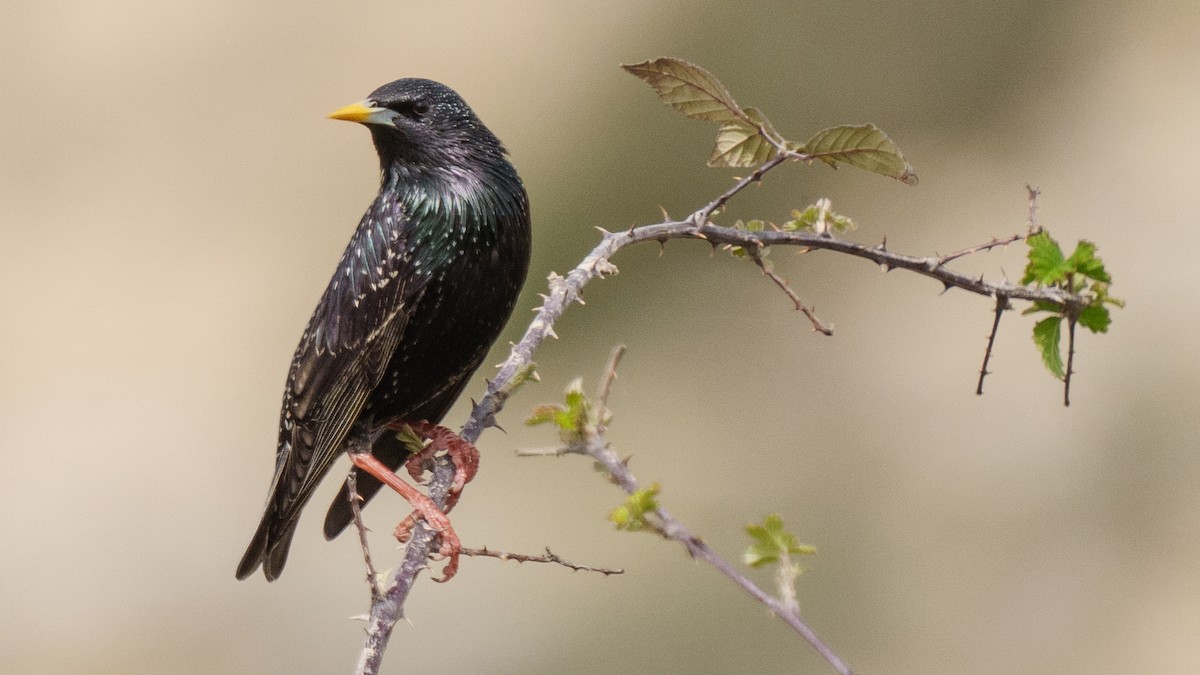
xmin=249 ymin=197 xmax=427 ymax=565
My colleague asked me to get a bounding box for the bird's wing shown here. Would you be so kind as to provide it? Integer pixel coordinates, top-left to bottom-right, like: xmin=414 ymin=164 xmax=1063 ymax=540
xmin=266 ymin=197 xmax=426 ymax=531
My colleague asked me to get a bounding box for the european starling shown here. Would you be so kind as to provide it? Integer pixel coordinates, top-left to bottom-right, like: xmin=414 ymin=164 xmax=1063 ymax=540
xmin=236 ymin=79 xmax=531 ymax=581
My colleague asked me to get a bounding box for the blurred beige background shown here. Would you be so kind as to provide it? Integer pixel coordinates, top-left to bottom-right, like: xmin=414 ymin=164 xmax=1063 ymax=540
xmin=3 ymin=1 xmax=1198 ymax=673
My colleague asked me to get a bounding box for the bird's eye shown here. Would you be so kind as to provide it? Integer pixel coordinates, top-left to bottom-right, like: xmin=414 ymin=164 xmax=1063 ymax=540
xmin=392 ymin=100 xmax=430 ymax=120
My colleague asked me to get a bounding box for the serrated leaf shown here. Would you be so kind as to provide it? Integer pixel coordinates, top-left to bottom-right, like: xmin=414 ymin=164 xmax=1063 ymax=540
xmin=1022 ymin=231 xmax=1068 ymax=285
xmin=744 ymin=514 xmax=816 ymax=567
xmin=1033 ymin=316 xmax=1065 ymax=379
xmin=527 ymin=377 xmax=596 ymax=443
xmin=1078 ymin=305 xmax=1111 ymax=333
xmin=709 ymin=107 xmax=779 ymax=167
xmin=784 ymin=206 xmax=819 ymax=232
xmin=621 ymin=57 xmax=746 ymax=123
xmin=801 ymin=124 xmax=918 ymax=185
xmin=783 ymin=200 xmax=855 ymax=234
xmin=1065 ymin=240 xmax=1111 ymax=283
xmin=610 ymin=483 xmax=661 ymax=532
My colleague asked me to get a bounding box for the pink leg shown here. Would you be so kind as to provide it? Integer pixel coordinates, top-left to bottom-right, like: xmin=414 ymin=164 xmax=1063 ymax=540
xmin=349 ymin=451 xmax=462 ymax=582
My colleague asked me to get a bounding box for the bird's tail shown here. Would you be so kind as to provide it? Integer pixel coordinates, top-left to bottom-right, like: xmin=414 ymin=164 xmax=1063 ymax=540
xmin=236 ymin=508 xmax=300 ymax=581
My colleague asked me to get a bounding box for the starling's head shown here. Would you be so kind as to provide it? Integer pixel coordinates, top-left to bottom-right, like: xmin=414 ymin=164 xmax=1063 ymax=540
xmin=329 ymin=78 xmax=508 ymax=177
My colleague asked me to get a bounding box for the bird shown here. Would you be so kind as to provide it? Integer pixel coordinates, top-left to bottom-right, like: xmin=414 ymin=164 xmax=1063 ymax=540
xmin=236 ymin=78 xmax=531 ymax=582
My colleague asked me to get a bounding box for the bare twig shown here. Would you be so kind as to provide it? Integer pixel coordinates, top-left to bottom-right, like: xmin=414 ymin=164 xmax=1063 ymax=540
xmin=461 ymin=546 xmax=624 ymax=575
xmin=936 ymin=188 xmax=1039 ymax=267
xmin=346 ymin=472 xmax=382 ymax=602
xmin=595 ymin=344 xmax=625 ymax=435
xmin=694 ymin=153 xmax=793 ymax=226
xmin=748 ymin=248 xmax=833 ymax=335
xmin=1026 ymin=184 xmax=1042 ymax=234
xmin=976 ymin=295 xmax=1010 ymax=396
xmin=514 ymin=446 xmax=582 ymax=457
xmin=1064 ymin=317 xmax=1076 ymax=407
xmin=938 ymin=233 xmax=1026 ymax=267
xmin=511 ymin=446 xmax=576 ymax=456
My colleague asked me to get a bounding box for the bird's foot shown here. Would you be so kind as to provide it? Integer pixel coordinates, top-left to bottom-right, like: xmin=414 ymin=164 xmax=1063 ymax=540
xmin=348 ymin=450 xmax=462 ymax=582
xmin=393 ymin=421 xmax=480 ymax=513
xmin=390 ymin=510 xmax=461 ymax=582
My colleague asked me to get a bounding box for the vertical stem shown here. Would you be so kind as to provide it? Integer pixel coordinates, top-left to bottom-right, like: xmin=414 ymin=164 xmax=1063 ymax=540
xmin=976 ymin=295 xmax=1008 ymax=395
xmin=1064 ymin=317 xmax=1076 ymax=407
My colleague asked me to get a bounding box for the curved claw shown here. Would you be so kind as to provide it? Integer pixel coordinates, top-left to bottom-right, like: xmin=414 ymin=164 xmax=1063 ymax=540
xmin=400 ymin=421 xmax=480 ymax=498
xmin=431 ymin=531 xmax=461 ymax=583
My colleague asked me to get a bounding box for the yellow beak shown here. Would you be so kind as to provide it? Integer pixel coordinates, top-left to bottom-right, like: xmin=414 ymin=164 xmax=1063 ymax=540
xmin=327 ymin=100 xmax=394 ymax=125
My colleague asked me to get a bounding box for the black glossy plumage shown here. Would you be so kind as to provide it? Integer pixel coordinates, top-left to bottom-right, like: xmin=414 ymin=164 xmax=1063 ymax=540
xmin=236 ymin=79 xmax=531 ymax=581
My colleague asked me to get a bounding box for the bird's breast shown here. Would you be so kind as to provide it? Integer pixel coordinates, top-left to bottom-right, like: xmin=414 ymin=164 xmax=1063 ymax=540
xmin=361 ymin=189 xmax=529 ymax=425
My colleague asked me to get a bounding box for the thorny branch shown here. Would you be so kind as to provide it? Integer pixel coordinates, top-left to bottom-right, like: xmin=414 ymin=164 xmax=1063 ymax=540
xmin=346 ymin=472 xmax=382 ymax=602
xmin=461 ymin=546 xmax=624 ymax=575
xmin=1065 ymin=316 xmax=1077 ymax=407
xmin=939 ymin=186 xmax=1039 ymax=266
xmin=356 ymin=458 xmax=455 ymax=675
xmin=976 ymin=295 xmax=1011 ymax=396
xmin=357 ymin=148 xmax=1090 ymax=673
xmin=973 ymin=185 xmax=1044 ymax=398
xmin=748 ymin=246 xmax=833 ymax=335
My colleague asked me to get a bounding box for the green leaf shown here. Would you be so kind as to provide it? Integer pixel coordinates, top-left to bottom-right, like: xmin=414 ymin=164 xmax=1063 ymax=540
xmin=525 ymin=377 xmax=595 ymax=444
xmin=621 ymin=57 xmax=746 ymax=123
xmin=801 ymin=124 xmax=918 ymax=185
xmin=743 ymin=514 xmax=816 ymax=568
xmin=1078 ymin=305 xmax=1111 ymax=333
xmin=393 ymin=423 xmax=428 ymax=455
xmin=709 ymin=107 xmax=779 ymax=167
xmin=1019 ymin=231 xmax=1119 ymax=386
xmin=610 ymin=484 xmax=661 ymax=532
xmin=1025 ymin=234 xmax=1113 ymax=291
xmin=1022 ymin=231 xmax=1069 ymax=285
xmin=562 ymin=377 xmax=586 ymax=419
xmin=783 ymin=199 xmax=855 ymax=234
xmin=1032 ymin=316 xmax=1065 ymax=379
xmin=622 ymin=58 xmax=785 ymax=168
xmin=1065 ymin=240 xmax=1111 ymax=283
